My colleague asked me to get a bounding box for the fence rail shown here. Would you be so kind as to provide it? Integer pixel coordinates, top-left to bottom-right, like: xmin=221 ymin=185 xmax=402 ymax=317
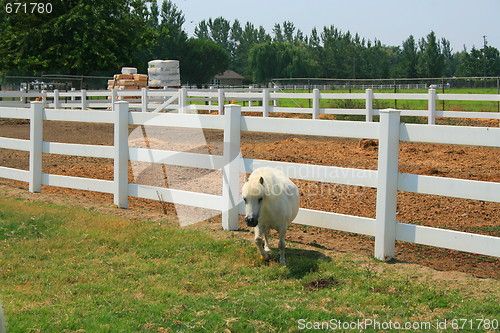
xmin=1 ymin=88 xmax=499 ymax=125
xmin=0 ymin=102 xmax=499 ymax=261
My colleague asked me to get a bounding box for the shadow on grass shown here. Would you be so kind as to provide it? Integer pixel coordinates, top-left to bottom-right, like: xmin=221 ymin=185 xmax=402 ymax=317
xmin=238 ymin=227 xmax=332 ymax=279
xmin=279 ymin=248 xmax=332 ymax=279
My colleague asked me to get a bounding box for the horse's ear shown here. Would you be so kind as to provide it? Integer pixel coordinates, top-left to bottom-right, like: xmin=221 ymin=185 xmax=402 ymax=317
xmin=243 ymin=175 xmax=249 ymax=183
xmin=259 ymin=176 xmax=264 ymax=185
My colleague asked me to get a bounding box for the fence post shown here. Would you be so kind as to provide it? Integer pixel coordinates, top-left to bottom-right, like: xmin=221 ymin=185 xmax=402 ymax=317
xmin=218 ymin=89 xmax=225 ymax=115
xmin=29 ymin=102 xmax=43 ymax=193
xmin=113 ymin=101 xmax=129 ymax=209
xmin=70 ymin=87 xmax=76 ymax=109
xmin=209 ymin=86 xmax=214 ymax=108
xmin=111 ymin=88 xmax=117 ymax=109
xmin=179 ymin=87 xmax=188 ymax=113
xmin=141 ymin=88 xmax=148 ymax=112
xmin=365 ymin=88 xmax=374 ymax=122
xmin=262 ymin=88 xmax=270 ymax=117
xmin=81 ymin=89 xmax=87 ymax=110
xmin=272 ymin=85 xmax=279 ymax=108
xmin=20 ymin=87 xmax=26 ymax=104
xmin=374 ymin=109 xmax=401 ymax=261
xmin=428 ymin=88 xmax=436 ymax=125
xmin=312 ymin=88 xmax=320 ymax=119
xmin=248 ymin=86 xmax=253 ymax=107
xmin=53 ymin=89 xmax=61 ymax=109
xmin=41 ymin=90 xmax=48 ymax=108
xmin=222 ymin=104 xmax=241 ymax=231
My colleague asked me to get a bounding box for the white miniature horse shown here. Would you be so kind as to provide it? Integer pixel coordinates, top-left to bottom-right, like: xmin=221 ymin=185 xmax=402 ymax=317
xmin=242 ymin=167 xmax=300 ymax=265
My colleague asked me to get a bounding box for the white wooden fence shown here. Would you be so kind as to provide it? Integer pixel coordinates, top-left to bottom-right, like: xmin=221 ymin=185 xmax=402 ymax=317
xmin=0 ymin=102 xmax=499 ymax=261
xmin=1 ymin=88 xmax=499 ymax=125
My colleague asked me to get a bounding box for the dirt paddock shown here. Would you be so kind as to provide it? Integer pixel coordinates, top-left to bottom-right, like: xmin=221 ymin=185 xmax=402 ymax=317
xmin=0 ymin=119 xmax=499 ymax=279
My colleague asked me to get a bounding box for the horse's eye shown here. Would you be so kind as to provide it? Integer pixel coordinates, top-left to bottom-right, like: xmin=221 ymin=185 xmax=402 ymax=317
xmin=243 ymin=198 xmax=247 ymax=203
xmin=258 ymin=197 xmax=263 ymax=203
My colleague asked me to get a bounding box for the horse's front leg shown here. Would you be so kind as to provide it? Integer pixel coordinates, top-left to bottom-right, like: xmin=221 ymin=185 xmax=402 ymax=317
xmin=254 ymin=225 xmax=270 ymax=261
xmin=263 ymin=228 xmax=271 ymax=254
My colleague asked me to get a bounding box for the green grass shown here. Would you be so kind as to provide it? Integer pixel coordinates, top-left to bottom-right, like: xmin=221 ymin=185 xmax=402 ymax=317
xmin=192 ymin=87 xmax=499 ymax=123
xmin=270 ymin=88 xmax=500 ymax=113
xmin=0 ymin=197 xmax=498 ymax=332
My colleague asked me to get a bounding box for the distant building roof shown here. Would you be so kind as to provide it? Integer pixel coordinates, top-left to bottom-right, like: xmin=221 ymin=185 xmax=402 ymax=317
xmin=215 ymin=70 xmax=244 ymax=80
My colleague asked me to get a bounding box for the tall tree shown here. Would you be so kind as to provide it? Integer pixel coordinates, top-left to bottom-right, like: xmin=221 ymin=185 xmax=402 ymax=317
xmin=417 ymin=31 xmax=445 ymax=77
xmin=400 ymin=35 xmax=419 ymax=78
xmin=440 ymin=37 xmax=456 ymax=77
xmin=0 ymin=0 xmax=152 ymax=74
xmin=320 ymin=25 xmax=356 ymax=78
xmin=181 ymin=38 xmax=229 ymax=85
xmin=149 ymin=1 xmax=159 ymax=27
xmin=282 ymin=21 xmax=296 ymax=42
xmin=230 ymin=21 xmax=253 ymax=75
xmin=308 ymin=28 xmax=321 ymax=49
xmin=194 ymin=20 xmax=210 ymax=40
xmin=358 ymin=40 xmax=392 ymax=79
xmin=195 ymin=18 xmax=270 ymax=76
xmin=208 ymin=17 xmax=232 ymax=52
xmin=228 ymin=19 xmax=243 ymax=67
xmin=482 ymin=46 xmax=500 ymax=76
xmin=273 ymin=24 xmax=284 ymax=42
xmin=307 ymin=28 xmax=322 ymax=76
xmin=256 ymin=26 xmax=270 ymax=43
xmin=457 ymin=45 xmax=500 ymax=76
xmin=248 ymin=42 xmax=319 ymax=82
xmin=154 ymin=0 xmax=188 ymax=60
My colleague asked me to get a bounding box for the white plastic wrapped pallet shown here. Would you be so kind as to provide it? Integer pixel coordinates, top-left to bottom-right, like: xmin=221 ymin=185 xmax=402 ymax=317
xmin=148 ymin=60 xmax=180 ymax=87
xmin=149 ymin=79 xmax=181 ymax=87
xmin=148 ymin=60 xmax=179 ymax=68
xmin=121 ymin=67 xmax=138 ymax=75
xmin=148 ymin=67 xmax=180 ymax=75
xmin=148 ymin=73 xmax=180 ymax=81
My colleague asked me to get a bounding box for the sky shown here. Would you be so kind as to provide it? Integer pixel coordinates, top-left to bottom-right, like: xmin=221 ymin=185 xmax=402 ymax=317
xmin=166 ymin=0 xmax=500 ymax=52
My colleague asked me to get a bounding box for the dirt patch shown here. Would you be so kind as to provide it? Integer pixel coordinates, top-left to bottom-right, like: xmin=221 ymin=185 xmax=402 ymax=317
xmin=358 ymin=139 xmax=378 ymax=149
xmin=303 ymin=277 xmax=340 ymax=290
xmin=0 ymin=119 xmax=499 ymax=279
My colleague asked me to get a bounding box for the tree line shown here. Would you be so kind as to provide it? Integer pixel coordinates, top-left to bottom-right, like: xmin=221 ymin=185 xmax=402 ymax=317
xmin=196 ymin=18 xmax=500 ymax=83
xmin=1 ymin=0 xmax=499 ymax=85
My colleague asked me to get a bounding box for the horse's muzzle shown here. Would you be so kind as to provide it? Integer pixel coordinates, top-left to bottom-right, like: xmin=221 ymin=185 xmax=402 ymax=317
xmin=245 ymin=216 xmax=258 ymax=227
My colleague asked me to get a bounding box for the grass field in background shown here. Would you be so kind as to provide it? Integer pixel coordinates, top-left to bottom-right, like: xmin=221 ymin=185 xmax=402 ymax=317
xmin=0 ymin=197 xmax=498 ymax=332
xmin=272 ymin=88 xmax=500 ymax=113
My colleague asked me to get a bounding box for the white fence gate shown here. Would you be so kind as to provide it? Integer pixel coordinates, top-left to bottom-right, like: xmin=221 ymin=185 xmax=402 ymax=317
xmin=0 ymin=101 xmax=499 ymax=261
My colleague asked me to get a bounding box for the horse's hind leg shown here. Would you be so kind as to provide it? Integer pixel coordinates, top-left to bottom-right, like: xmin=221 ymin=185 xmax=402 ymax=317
xmin=254 ymin=226 xmax=270 ymax=261
xmin=278 ymin=228 xmax=287 ymax=266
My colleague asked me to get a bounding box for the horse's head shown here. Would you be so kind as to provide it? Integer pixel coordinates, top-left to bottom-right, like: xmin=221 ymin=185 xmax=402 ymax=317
xmin=242 ymin=176 xmax=266 ymax=227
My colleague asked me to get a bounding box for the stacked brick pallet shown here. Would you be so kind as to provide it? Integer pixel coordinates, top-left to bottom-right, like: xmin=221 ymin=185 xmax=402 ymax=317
xmin=107 ymin=67 xmax=148 ymax=90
